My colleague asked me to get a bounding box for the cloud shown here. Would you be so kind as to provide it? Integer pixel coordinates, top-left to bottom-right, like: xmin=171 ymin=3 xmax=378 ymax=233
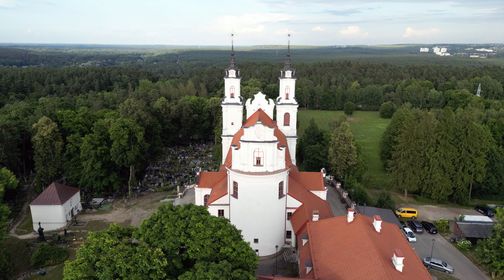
xmin=339 ymin=26 xmax=368 ymax=37
xmin=403 ymin=27 xmax=440 ymax=38
xmin=312 ymin=26 xmax=324 ymax=32
xmin=326 ymin=8 xmax=362 ymax=16
xmin=0 ymin=0 xmax=16 ymax=8
xmin=211 ymin=13 xmax=292 ymax=34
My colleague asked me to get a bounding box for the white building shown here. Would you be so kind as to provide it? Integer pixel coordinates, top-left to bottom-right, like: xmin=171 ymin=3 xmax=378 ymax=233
xmin=419 ymin=47 xmax=429 ymax=53
xmin=195 ymin=44 xmax=331 ymax=256
xmin=29 ymin=182 xmax=82 ymax=232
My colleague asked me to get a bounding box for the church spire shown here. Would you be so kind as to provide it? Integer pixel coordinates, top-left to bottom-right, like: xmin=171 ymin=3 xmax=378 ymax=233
xmin=280 ymin=33 xmax=295 ymax=78
xmin=225 ymin=33 xmax=240 ymax=78
xmin=284 ymin=33 xmax=292 ymax=70
xmin=229 ymin=33 xmax=236 ymax=69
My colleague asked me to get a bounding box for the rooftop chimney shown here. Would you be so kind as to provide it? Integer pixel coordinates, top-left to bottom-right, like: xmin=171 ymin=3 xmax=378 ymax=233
xmin=392 ymin=249 xmax=405 ymax=272
xmin=373 ymin=215 xmax=382 ymax=233
xmin=301 ymin=233 xmax=309 ymax=246
xmin=312 ymin=210 xmax=320 ymax=222
xmin=305 ymin=259 xmax=313 ymax=275
xmin=347 ymin=208 xmax=355 ymax=223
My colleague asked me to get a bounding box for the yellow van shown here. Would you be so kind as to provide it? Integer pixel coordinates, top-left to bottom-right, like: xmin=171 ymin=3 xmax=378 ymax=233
xmin=395 ymin=207 xmax=418 ymax=219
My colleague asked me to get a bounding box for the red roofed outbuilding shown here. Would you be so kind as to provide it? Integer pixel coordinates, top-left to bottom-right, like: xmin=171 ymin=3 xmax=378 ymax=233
xmin=29 ymin=182 xmax=82 ymax=232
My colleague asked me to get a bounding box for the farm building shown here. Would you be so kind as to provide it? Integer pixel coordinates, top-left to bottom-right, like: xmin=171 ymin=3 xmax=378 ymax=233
xmin=29 ymin=182 xmax=82 ymax=232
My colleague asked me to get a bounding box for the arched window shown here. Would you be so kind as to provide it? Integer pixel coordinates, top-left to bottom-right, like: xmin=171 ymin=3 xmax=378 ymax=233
xmin=254 ymin=149 xmax=264 ymax=166
xmin=284 ymin=113 xmax=290 ymax=126
xmin=230 ymin=86 xmax=235 ymax=98
xmin=232 ymin=181 xmax=238 ymax=199
xmin=203 ymin=194 xmax=210 ymax=206
xmin=285 ymin=86 xmax=290 ymax=100
xmin=278 ymin=181 xmax=285 ymax=199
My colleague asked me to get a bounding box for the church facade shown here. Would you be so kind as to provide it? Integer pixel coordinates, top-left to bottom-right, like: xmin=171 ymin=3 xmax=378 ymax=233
xmin=194 ymin=46 xmax=331 ymax=256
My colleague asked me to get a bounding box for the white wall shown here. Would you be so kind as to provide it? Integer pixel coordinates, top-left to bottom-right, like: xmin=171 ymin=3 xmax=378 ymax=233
xmin=30 ymin=205 xmax=66 ymax=232
xmin=194 ymin=187 xmax=212 ymax=206
xmin=245 ymin=92 xmax=275 ymax=119
xmin=279 ymin=76 xmax=296 ymax=102
xmin=228 ymin=169 xmax=289 ymax=256
xmin=311 ymin=189 xmax=327 ymax=200
xmin=232 ymin=124 xmax=286 ymax=173
xmin=30 ymin=192 xmax=82 ymax=232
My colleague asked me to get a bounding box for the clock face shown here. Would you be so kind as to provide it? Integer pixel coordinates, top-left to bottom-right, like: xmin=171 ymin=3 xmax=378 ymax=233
xmin=229 ymin=70 xmax=236 ymax=78
xmin=285 ymin=71 xmax=292 ymax=78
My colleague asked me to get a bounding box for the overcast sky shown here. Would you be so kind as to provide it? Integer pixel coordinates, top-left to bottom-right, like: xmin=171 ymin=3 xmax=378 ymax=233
xmin=1 ymin=0 xmax=503 ymax=45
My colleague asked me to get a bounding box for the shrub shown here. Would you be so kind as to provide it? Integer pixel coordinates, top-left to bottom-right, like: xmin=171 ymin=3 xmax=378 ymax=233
xmin=434 ymin=219 xmax=450 ymax=234
xmin=375 ymin=192 xmax=396 ymax=210
xmin=343 ymin=102 xmax=356 ymax=116
xmin=30 ymin=243 xmax=68 ymax=268
xmin=379 ymin=101 xmax=397 ymax=118
xmin=456 ymin=239 xmax=472 ymax=251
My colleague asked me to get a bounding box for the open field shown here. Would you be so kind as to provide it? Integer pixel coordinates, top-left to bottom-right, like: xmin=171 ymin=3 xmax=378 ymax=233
xmin=298 ymin=110 xmax=391 ymax=189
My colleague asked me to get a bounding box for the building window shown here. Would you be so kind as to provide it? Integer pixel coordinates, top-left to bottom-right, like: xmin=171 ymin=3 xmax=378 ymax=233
xmin=230 ymin=86 xmax=235 ymax=98
xmin=286 ymin=230 xmax=292 ymax=239
xmin=218 ymin=209 xmax=224 ymax=217
xmin=254 ymin=238 xmax=259 ymax=244
xmin=203 ymin=194 xmax=210 ymax=206
xmin=284 ymin=113 xmax=290 ymax=126
xmin=253 ymin=149 xmax=264 ymax=166
xmin=278 ymin=181 xmax=285 ymax=199
xmin=287 ymin=212 xmax=292 ymax=220
xmin=232 ymin=181 xmax=238 ymax=199
xmin=285 ymin=86 xmax=290 ymax=100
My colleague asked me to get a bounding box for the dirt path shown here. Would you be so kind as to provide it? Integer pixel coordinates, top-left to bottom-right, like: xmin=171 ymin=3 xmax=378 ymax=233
xmin=403 ymin=204 xmax=481 ymax=221
xmin=79 ymin=191 xmax=170 ymax=227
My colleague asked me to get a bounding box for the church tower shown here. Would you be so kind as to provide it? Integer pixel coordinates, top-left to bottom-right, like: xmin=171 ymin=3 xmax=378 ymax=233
xmin=276 ymin=34 xmax=298 ymax=164
xmin=221 ymin=34 xmax=243 ymax=163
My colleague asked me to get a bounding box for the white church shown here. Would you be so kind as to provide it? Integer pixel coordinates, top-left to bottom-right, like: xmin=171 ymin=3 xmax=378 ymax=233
xmin=194 ymin=42 xmax=332 ymax=257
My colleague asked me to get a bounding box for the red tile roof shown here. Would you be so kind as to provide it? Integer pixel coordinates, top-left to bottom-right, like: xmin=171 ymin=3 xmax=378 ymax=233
xmin=290 ymin=171 xmax=325 ymax=191
xmin=223 ymin=109 xmax=294 ymax=169
xmin=30 ymin=182 xmax=80 ymax=206
xmin=197 ymin=171 xmax=228 ymax=204
xmin=301 ymin=215 xmax=431 ymax=280
xmin=288 ymin=172 xmax=332 ymax=235
xmin=243 ymin=108 xmax=276 ymax=128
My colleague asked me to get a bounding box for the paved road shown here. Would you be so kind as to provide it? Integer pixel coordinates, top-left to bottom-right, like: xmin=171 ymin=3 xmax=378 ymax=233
xmin=326 ymin=186 xmax=347 ymax=216
xmin=410 ymin=231 xmax=489 ymax=280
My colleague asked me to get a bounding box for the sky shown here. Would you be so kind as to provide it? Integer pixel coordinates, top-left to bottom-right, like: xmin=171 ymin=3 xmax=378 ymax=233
xmin=1 ymin=0 xmax=503 ymax=45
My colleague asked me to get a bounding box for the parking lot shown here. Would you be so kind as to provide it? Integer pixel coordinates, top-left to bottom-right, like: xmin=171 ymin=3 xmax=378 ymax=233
xmin=410 ymin=230 xmax=489 ymax=280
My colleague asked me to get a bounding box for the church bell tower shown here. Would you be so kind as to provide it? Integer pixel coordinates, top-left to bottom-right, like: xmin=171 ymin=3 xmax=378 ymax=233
xmin=276 ymin=34 xmax=298 ymax=163
xmin=221 ymin=34 xmax=243 ymax=163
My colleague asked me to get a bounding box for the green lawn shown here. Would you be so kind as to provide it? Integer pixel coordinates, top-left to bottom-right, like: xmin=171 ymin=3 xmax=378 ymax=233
xmin=298 ymin=110 xmax=391 ymax=189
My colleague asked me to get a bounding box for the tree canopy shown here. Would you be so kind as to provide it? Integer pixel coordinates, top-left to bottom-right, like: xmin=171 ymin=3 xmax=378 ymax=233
xmin=64 ymin=204 xmax=257 ymax=280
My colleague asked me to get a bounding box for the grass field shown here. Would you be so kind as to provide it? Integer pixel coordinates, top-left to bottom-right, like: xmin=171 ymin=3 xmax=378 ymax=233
xmin=298 ymin=110 xmax=391 ymax=189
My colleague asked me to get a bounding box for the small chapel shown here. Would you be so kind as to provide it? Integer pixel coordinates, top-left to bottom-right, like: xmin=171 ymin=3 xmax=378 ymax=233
xmin=194 ymin=38 xmax=331 ymax=257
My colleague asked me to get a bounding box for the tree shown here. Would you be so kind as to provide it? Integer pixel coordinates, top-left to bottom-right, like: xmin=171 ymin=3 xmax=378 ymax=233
xmin=63 ymin=224 xmax=168 ymax=280
xmin=379 ymin=101 xmax=396 ymax=118
xmin=297 ymin=119 xmax=329 ymax=171
xmin=32 ymin=116 xmax=63 ymax=191
xmin=380 ymin=105 xmax=413 ymax=170
xmin=0 ymin=168 xmax=18 ymax=278
xmin=109 ymin=117 xmax=146 ymax=197
xmin=476 ymin=208 xmax=504 ymax=278
xmin=64 ymin=204 xmax=257 ymax=280
xmin=343 ymin=101 xmax=356 ymax=116
xmin=79 ymin=118 xmax=120 ymax=195
xmin=328 ymin=121 xmax=358 ymax=181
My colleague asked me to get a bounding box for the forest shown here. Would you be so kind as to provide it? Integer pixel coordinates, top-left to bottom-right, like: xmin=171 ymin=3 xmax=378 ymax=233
xmin=1 ymin=46 xmax=504 ymax=202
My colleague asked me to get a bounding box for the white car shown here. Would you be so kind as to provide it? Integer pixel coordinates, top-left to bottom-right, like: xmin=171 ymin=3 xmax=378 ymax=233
xmin=402 ymin=227 xmax=417 ymax=242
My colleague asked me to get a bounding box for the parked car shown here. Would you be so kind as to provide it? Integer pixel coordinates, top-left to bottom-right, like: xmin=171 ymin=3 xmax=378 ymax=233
xmin=421 ymin=221 xmax=438 ymax=234
xmin=402 ymin=227 xmax=417 ymax=242
xmin=475 ymin=205 xmax=494 ymax=217
xmin=399 ymin=221 xmax=407 ymax=228
xmin=395 ymin=207 xmax=418 ymax=219
xmin=423 ymin=257 xmax=454 ymax=274
xmin=407 ymin=220 xmax=424 ymax=233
